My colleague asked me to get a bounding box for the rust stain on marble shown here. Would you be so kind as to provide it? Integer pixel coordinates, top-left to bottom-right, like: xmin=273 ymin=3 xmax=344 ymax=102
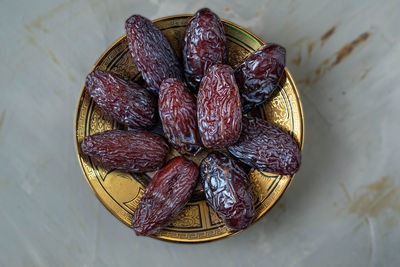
xmin=341 ymin=176 xmax=400 ymax=221
xmin=314 ymin=58 xmax=330 ymax=77
xmin=35 ymin=158 xmax=51 ymax=174
xmin=67 ymin=72 xmax=77 ymax=82
xmin=22 ymin=1 xmax=78 ymax=84
xmin=69 ymin=207 xmax=86 ymax=231
xmin=23 ymin=33 xmax=77 ymax=83
xmin=352 ymin=220 xmax=364 ymax=233
xmin=340 ymin=183 xmax=351 ymax=202
xmin=25 ymin=34 xmax=38 ymax=46
xmin=332 ymin=32 xmax=371 ymax=67
xmin=307 ymin=41 xmax=315 ymax=59
xmin=297 ymin=76 xmax=311 ymax=86
xmin=292 ymin=49 xmax=302 ymax=66
xmin=256 ymin=7 xmax=264 ymax=16
xmin=306 ymin=26 xmax=336 ymax=59
xmin=306 ymin=32 xmax=371 ymax=86
xmin=291 ymin=26 xmax=337 ymax=63
xmin=320 ymin=26 xmax=336 ymax=46
xmin=44 ymin=47 xmax=76 ymax=82
xmin=360 ymin=68 xmax=371 ymax=80
xmin=0 ymin=109 xmax=6 ymax=132
xmin=25 ymin=0 xmax=74 ymax=33
xmin=221 ymin=8 xmax=231 ymax=12
xmin=24 ymin=20 xmax=49 ymax=33
xmin=290 ymin=36 xmax=309 ymax=47
xmin=45 ymin=47 xmax=61 ymax=67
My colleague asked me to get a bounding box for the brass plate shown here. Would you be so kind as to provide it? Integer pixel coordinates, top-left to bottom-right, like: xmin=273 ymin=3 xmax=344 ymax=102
xmin=75 ymin=15 xmax=304 ymax=243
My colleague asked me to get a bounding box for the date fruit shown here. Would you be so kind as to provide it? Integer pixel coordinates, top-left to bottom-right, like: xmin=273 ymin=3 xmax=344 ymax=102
xmin=81 ymin=130 xmax=169 ymax=173
xmin=159 ymin=78 xmax=202 ymax=155
xmin=200 ymin=152 xmax=254 ymax=230
xmin=234 ymin=44 xmax=286 ymax=113
xmin=228 ymin=116 xmax=300 ymax=175
xmin=132 ymin=156 xmax=199 ymax=236
xmin=126 ymin=15 xmax=183 ymax=94
xmin=197 ymin=64 xmax=242 ymax=148
xmin=86 ymin=70 xmax=157 ymax=129
xmin=183 ymin=8 xmax=227 ymax=92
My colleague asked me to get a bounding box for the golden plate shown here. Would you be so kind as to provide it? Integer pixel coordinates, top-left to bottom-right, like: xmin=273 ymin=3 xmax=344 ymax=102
xmin=75 ymin=15 xmax=304 ymax=243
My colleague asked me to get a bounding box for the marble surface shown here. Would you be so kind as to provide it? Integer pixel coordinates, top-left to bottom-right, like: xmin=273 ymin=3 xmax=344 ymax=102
xmin=1 ymin=0 xmax=400 ymax=266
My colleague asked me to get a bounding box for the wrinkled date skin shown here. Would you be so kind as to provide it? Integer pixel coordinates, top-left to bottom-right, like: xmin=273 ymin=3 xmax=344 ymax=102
xmin=159 ymin=78 xmax=202 ymax=155
xmin=200 ymin=152 xmax=254 ymax=230
xmin=234 ymin=44 xmax=286 ymax=113
xmin=228 ymin=116 xmax=301 ymax=175
xmin=86 ymin=70 xmax=157 ymax=129
xmin=132 ymin=157 xmax=199 ymax=236
xmin=81 ymin=130 xmax=169 ymax=173
xmin=125 ymin=15 xmax=183 ymax=94
xmin=183 ymin=8 xmax=227 ymax=92
xmin=197 ymin=64 xmax=242 ymax=148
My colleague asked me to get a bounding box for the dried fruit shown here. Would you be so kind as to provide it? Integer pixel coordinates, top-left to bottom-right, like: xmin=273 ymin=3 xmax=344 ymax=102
xmin=159 ymin=78 xmax=202 ymax=155
xmin=200 ymin=152 xmax=254 ymax=230
xmin=132 ymin=156 xmax=199 ymax=236
xmin=81 ymin=130 xmax=169 ymax=173
xmin=86 ymin=70 xmax=157 ymax=129
xmin=228 ymin=116 xmax=300 ymax=175
xmin=125 ymin=15 xmax=183 ymax=94
xmin=183 ymin=8 xmax=227 ymax=92
xmin=197 ymin=64 xmax=242 ymax=148
xmin=234 ymin=44 xmax=286 ymax=113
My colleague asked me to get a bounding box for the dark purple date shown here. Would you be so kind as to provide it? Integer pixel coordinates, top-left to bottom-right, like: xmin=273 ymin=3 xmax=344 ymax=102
xmin=228 ymin=116 xmax=301 ymax=175
xmin=159 ymin=78 xmax=202 ymax=155
xmin=132 ymin=156 xmax=199 ymax=236
xmin=183 ymin=8 xmax=227 ymax=92
xmin=200 ymin=152 xmax=254 ymax=230
xmin=81 ymin=130 xmax=169 ymax=173
xmin=86 ymin=70 xmax=157 ymax=129
xmin=125 ymin=15 xmax=183 ymax=94
xmin=197 ymin=64 xmax=242 ymax=148
xmin=234 ymin=44 xmax=286 ymax=113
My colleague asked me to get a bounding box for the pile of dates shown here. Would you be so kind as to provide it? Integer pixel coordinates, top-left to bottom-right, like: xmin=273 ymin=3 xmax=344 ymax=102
xmin=81 ymin=8 xmax=301 ymax=236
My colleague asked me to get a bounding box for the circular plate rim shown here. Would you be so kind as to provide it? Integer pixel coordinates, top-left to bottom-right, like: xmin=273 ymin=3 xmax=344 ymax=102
xmin=74 ymin=14 xmax=304 ymax=243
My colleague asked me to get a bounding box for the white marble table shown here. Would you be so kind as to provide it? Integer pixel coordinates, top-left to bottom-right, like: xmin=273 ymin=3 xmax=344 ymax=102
xmin=1 ymin=0 xmax=399 ymax=266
